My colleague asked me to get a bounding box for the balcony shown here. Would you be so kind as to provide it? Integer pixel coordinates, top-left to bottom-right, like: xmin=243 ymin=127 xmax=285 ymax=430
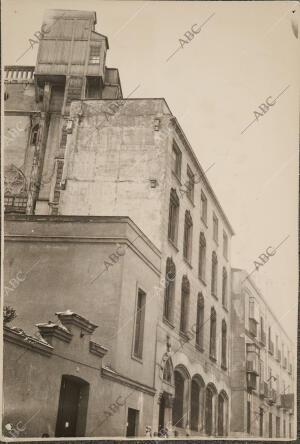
xmin=259 ymin=381 xmax=269 ymax=398
xmin=249 ymin=318 xmax=257 ymax=337
xmin=4 ymin=66 xmax=35 ymax=83
xmin=276 ymin=349 xmax=281 ymax=363
xmin=280 ymin=393 xmax=294 ymax=411
xmin=267 ymin=388 xmax=277 ymax=405
xmin=246 ymin=360 xmax=259 ymax=375
xmin=247 ymin=372 xmax=257 ymax=392
xmin=260 ymin=330 xmax=266 ymax=346
xmin=268 ymin=340 xmax=274 ymax=355
xmin=283 ymin=357 xmax=287 ymax=369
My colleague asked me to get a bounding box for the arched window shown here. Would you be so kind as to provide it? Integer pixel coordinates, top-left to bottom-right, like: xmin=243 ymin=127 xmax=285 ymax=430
xmin=205 ymin=383 xmax=217 ymax=435
xmin=209 ymin=307 xmax=217 ymax=360
xmin=222 ymin=267 xmax=227 ymax=307
xmin=196 ymin=293 xmax=204 ymax=350
xmin=211 ymin=251 xmax=218 ymax=297
xmin=180 ymin=275 xmax=190 ymax=333
xmin=163 ymin=258 xmax=176 ymax=323
xmin=221 ymin=319 xmax=227 ymax=369
xmin=183 ymin=210 xmax=193 ymax=263
xmin=218 ymin=390 xmax=229 ymax=436
xmin=198 ymin=232 xmax=206 ymax=280
xmin=168 ymin=189 xmax=179 ymax=245
xmin=173 ymin=366 xmax=190 ymax=429
xmin=31 ymin=124 xmax=39 ymax=145
xmin=190 ymin=375 xmax=205 ymax=432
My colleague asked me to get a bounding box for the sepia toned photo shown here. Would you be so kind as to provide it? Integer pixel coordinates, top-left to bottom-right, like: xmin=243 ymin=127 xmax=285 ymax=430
xmin=1 ymin=0 xmax=299 ymax=440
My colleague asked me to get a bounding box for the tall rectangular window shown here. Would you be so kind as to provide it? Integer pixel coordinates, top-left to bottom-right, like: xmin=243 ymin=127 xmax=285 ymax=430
xmin=201 ymin=191 xmax=207 ymax=224
xmin=196 ymin=294 xmax=204 ymax=349
xmin=276 ymin=416 xmax=280 ymax=438
xmin=209 ymin=307 xmax=216 ymax=360
xmin=247 ymin=401 xmax=251 ymax=434
xmin=259 ymin=408 xmax=264 ymax=437
xmin=171 ymin=141 xmax=181 ymax=178
xmin=213 ymin=213 xmax=218 ymax=243
xmin=269 ymin=413 xmax=272 ymax=438
xmin=168 ymin=189 xmax=179 ymax=245
xmin=133 ymin=289 xmax=146 ymax=359
xmin=186 ymin=165 xmax=194 ymax=202
xmin=223 ymin=231 xmax=228 ymax=259
xmin=183 ymin=210 xmax=193 ymax=263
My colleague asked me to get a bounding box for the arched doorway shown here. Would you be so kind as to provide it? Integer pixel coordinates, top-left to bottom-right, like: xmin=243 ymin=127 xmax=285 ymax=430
xmin=190 ymin=375 xmax=205 ymax=432
xmin=55 ymin=375 xmax=89 ymax=437
xmin=205 ymin=383 xmax=217 ymax=436
xmin=172 ymin=366 xmax=190 ymax=430
xmin=218 ymin=390 xmax=229 ymax=436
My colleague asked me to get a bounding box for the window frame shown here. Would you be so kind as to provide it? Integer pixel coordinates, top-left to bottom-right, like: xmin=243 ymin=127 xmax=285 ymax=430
xmin=201 ymin=190 xmax=207 ymax=224
xmin=213 ymin=213 xmax=218 ymax=244
xmin=183 ymin=210 xmax=193 ymax=263
xmin=132 ymin=287 xmax=147 ymax=361
xmin=171 ymin=140 xmax=182 ymax=179
xmin=223 ymin=231 xmax=228 ymax=259
xmin=180 ymin=275 xmax=190 ymax=334
xmin=186 ymin=164 xmax=195 ymax=203
xmin=168 ymin=188 xmax=180 ymax=246
xmin=211 ymin=251 xmax=218 ymax=298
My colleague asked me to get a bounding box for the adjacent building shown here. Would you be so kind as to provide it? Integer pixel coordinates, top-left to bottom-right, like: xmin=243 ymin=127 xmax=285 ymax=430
xmin=231 ymin=269 xmax=295 ymax=439
xmin=3 ymin=8 xmax=296 ymax=439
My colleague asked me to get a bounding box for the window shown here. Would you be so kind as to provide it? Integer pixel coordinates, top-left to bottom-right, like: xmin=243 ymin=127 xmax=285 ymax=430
xmin=222 ymin=267 xmax=227 ymax=307
xmin=211 ymin=252 xmax=218 ymax=297
xmin=247 ymin=401 xmax=251 ymax=434
xmin=133 ymin=289 xmax=146 ymax=359
xmin=89 ymin=45 xmax=101 ymax=64
xmin=163 ymin=258 xmax=176 ymax=323
xmin=195 ymin=293 xmax=204 ymax=349
xmin=259 ymin=408 xmax=264 ymax=437
xmin=209 ymin=307 xmax=217 ymax=359
xmin=180 ymin=275 xmax=190 ymax=333
xmin=221 ymin=319 xmax=227 ymax=369
xmin=31 ymin=124 xmax=39 ymax=145
xmin=276 ymin=416 xmax=280 ymax=438
xmin=269 ymin=413 xmax=272 ymax=438
xmin=213 ymin=213 xmax=218 ymax=243
xmin=171 ymin=141 xmax=181 ymax=178
xmin=168 ymin=189 xmax=179 ymax=244
xmin=198 ymin=232 xmax=206 ymax=281
xmin=201 ymin=191 xmax=207 ymax=224
xmin=183 ymin=210 xmax=193 ymax=263
xmin=186 ymin=165 xmax=194 ymax=202
xmin=223 ymin=231 xmax=228 ymax=259
xmin=163 ymin=359 xmax=172 ymax=383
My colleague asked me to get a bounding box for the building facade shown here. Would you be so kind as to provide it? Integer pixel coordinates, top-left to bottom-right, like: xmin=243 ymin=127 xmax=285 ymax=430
xmin=231 ymin=269 xmax=295 ymax=439
xmin=3 ymin=8 xmax=296 ymax=439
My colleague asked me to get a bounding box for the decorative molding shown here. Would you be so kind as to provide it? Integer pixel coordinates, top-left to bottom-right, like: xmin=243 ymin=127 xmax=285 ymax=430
xmin=4 ymin=326 xmax=53 ymax=357
xmin=102 ymin=367 xmax=156 ymax=396
xmin=89 ymin=340 xmax=108 ymax=358
xmin=56 ymin=310 xmax=98 ymax=334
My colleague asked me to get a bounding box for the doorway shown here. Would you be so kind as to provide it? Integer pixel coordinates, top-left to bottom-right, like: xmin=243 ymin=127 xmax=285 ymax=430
xmin=55 ymin=375 xmax=89 ymax=437
xmin=158 ymin=394 xmax=166 ymax=433
xmin=126 ymin=408 xmax=139 ymax=437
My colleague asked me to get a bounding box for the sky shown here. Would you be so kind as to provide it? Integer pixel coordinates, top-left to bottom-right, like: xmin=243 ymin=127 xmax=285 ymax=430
xmin=3 ymin=0 xmax=299 ymax=342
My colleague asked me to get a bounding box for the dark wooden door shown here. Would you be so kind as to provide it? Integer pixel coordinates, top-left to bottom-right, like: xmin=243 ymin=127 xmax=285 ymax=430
xmin=56 ymin=377 xmax=80 ymax=437
xmin=126 ymin=408 xmax=138 ymax=437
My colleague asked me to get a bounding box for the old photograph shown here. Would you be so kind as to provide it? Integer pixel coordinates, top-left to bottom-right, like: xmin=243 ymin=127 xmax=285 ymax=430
xmin=1 ymin=0 xmax=299 ymax=440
